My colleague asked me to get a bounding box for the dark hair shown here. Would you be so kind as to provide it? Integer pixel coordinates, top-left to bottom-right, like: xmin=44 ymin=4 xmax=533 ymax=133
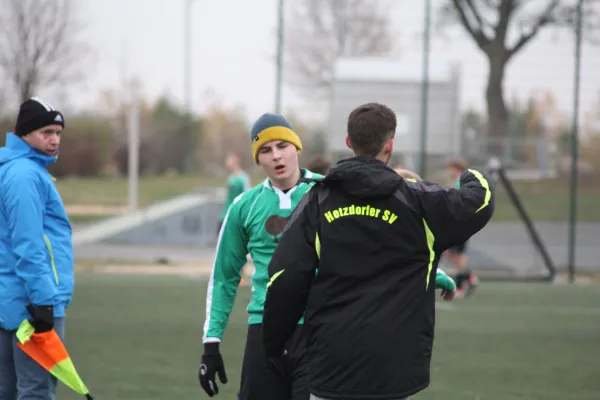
xmin=306 ymin=155 xmax=331 ymax=175
xmin=347 ymin=103 xmax=396 ymax=157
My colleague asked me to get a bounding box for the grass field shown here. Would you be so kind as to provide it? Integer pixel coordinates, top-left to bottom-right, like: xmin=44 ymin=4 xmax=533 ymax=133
xmin=57 ymin=173 xmax=600 ymax=223
xmin=57 ymin=273 xmax=600 ymax=400
xmin=56 ymin=174 xmax=228 ymax=206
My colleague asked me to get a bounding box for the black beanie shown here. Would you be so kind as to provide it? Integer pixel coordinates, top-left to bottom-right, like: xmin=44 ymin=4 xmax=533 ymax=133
xmin=15 ymin=97 xmax=65 ymax=137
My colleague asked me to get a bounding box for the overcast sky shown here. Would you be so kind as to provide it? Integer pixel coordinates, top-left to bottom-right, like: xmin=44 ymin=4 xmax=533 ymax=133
xmin=59 ymin=0 xmax=600 ymax=126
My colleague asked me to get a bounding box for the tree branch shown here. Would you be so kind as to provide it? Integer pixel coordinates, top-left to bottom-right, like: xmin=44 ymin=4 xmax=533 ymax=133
xmin=284 ymin=0 xmax=394 ymax=98
xmin=0 ymin=0 xmax=88 ymax=104
xmin=451 ymin=0 xmax=491 ymax=49
xmin=494 ymin=0 xmax=516 ymax=41
xmin=507 ymin=0 xmax=560 ymax=58
xmin=464 ymin=0 xmax=494 ymax=35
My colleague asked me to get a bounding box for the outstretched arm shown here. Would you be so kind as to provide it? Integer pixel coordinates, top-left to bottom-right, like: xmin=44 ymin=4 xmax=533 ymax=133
xmin=407 ymin=169 xmax=495 ymax=252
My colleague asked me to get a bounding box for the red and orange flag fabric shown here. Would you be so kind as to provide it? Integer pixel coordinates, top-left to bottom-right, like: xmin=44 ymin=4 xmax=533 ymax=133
xmin=16 ymin=319 xmax=94 ymax=399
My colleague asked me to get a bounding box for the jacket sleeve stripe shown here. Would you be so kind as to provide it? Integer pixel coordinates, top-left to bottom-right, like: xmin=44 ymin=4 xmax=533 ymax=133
xmin=315 ymin=232 xmax=321 ymax=259
xmin=467 ymin=169 xmax=491 ymax=213
xmin=422 ymin=218 xmax=435 ymax=290
xmin=43 ymin=234 xmax=59 ymax=284
xmin=267 ymin=269 xmax=285 ymax=289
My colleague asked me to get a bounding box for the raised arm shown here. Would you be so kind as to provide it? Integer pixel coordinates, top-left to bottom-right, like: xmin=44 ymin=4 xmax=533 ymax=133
xmin=408 ymin=169 xmax=495 ymax=252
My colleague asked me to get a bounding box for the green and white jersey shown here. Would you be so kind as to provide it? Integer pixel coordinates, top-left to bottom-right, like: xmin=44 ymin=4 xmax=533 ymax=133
xmin=203 ymin=169 xmax=323 ymax=342
xmin=453 ymin=177 xmax=461 ymax=189
xmin=219 ymin=172 xmax=252 ymax=222
xmin=435 ymin=268 xmax=456 ymax=292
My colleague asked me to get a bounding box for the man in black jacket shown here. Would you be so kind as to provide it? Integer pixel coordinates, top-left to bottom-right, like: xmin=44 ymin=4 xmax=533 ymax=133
xmin=262 ymin=103 xmax=494 ymax=400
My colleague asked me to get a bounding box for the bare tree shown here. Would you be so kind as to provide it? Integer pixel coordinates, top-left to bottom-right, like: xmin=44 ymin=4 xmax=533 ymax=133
xmin=285 ymin=0 xmax=395 ymax=99
xmin=440 ymin=0 xmax=599 ymax=144
xmin=0 ymin=0 xmax=87 ymax=104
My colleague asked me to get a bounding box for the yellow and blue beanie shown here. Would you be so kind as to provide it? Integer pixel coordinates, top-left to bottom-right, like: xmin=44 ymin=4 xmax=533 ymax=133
xmin=250 ymin=113 xmax=303 ymax=163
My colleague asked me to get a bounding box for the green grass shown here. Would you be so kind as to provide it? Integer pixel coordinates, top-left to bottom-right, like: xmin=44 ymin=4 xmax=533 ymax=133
xmin=58 ymin=173 xmax=265 ymax=223
xmin=492 ymin=177 xmax=600 ymax=222
xmin=57 ymin=274 xmax=600 ymax=400
xmin=55 ymin=174 xmax=224 ymax=207
xmin=56 ymin=172 xmax=265 ymax=207
xmin=56 ymin=174 xmax=600 ymax=222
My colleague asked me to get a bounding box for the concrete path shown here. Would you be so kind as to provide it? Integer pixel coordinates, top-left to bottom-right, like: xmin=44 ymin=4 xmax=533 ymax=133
xmin=468 ymin=222 xmax=600 ymax=272
xmin=74 ymin=222 xmax=600 ymax=278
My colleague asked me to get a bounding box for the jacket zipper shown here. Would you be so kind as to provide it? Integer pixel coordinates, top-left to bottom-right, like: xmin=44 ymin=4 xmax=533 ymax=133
xmin=43 ymin=234 xmax=59 ymax=285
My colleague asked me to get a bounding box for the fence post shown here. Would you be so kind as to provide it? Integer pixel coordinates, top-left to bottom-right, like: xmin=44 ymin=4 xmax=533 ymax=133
xmin=275 ymin=0 xmax=285 ymax=114
xmin=568 ymin=0 xmax=583 ymax=284
xmin=418 ymin=0 xmax=431 ymax=178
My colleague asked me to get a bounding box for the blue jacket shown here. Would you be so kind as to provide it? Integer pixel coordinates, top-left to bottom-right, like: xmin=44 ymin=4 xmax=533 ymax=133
xmin=0 ymin=133 xmax=74 ymax=331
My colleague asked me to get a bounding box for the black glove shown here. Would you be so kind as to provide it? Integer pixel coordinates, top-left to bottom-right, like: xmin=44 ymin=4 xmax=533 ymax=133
xmin=198 ymin=342 xmax=228 ymax=397
xmin=26 ymin=304 xmax=54 ymax=333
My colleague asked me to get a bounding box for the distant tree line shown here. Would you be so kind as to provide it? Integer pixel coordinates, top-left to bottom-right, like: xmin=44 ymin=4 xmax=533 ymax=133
xmin=0 ymin=94 xmax=333 ymax=178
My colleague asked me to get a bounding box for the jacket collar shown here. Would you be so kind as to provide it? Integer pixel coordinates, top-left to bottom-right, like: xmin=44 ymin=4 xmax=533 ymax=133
xmin=4 ymin=132 xmax=58 ymax=167
xmin=262 ymin=168 xmax=313 ymax=190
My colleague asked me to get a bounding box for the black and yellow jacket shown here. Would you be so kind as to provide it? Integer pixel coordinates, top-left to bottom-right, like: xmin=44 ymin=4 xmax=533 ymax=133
xmin=262 ymin=156 xmax=494 ymax=400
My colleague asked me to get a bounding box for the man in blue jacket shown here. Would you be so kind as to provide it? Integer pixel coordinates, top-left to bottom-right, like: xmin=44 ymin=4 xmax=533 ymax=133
xmin=0 ymin=97 xmax=74 ymax=400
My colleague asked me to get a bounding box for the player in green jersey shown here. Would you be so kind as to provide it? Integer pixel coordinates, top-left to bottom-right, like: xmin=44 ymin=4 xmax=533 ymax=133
xmin=218 ymin=152 xmax=251 ymax=235
xmin=218 ymin=152 xmax=252 ymax=286
xmin=199 ymin=113 xmax=323 ymax=400
xmin=444 ymin=158 xmax=480 ymax=297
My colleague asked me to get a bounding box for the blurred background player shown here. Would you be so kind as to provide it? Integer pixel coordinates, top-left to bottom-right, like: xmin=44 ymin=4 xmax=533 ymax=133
xmin=445 ymin=158 xmax=480 ymax=297
xmin=306 ymin=154 xmax=331 ymax=176
xmin=218 ymin=152 xmax=251 ymax=235
xmin=393 ymin=166 xmax=422 ymax=181
xmin=219 ymin=152 xmax=252 ymax=286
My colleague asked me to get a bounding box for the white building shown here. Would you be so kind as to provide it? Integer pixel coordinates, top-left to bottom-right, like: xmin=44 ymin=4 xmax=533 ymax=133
xmin=327 ymin=57 xmax=462 ymax=170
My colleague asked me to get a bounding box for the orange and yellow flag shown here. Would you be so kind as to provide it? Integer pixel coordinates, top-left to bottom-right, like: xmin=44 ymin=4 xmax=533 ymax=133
xmin=16 ymin=320 xmax=94 ymax=399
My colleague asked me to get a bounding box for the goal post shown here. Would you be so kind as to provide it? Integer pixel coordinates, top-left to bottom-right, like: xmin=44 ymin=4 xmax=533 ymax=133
xmin=482 ymin=157 xmax=557 ymax=282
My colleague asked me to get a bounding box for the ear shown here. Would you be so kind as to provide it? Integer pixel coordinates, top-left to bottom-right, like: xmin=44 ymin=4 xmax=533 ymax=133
xmin=384 ymin=138 xmax=393 ymax=154
xmin=345 ymin=136 xmax=353 ymax=150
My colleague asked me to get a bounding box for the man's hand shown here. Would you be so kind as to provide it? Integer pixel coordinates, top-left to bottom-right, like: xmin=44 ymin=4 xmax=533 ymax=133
xmin=440 ymin=290 xmax=455 ymax=302
xmin=435 ymin=270 xmax=456 ymax=302
xmin=198 ymin=342 xmax=228 ymax=397
xmin=26 ymin=304 xmax=54 ymax=333
xmin=394 ymin=168 xmax=422 ymax=180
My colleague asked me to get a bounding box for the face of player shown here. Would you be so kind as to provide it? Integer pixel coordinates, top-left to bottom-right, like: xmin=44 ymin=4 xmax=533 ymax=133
xmin=257 ymin=140 xmax=301 ymax=190
xmin=225 ymin=153 xmax=239 ymax=172
xmin=23 ymin=124 xmax=62 ymax=156
xmin=448 ymin=166 xmax=462 ymax=180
